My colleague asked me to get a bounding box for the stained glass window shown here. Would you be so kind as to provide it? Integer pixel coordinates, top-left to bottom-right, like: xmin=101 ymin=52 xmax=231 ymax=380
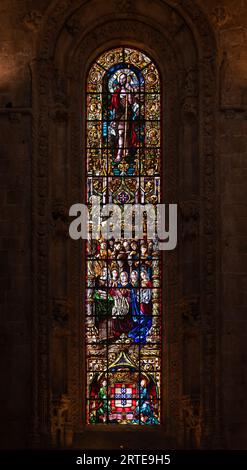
xmin=86 ymin=48 xmax=161 ymax=425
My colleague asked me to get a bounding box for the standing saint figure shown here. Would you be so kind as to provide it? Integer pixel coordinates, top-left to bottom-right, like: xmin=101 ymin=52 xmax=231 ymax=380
xmin=128 ymin=268 xmax=153 ymax=344
xmin=109 ymin=72 xmax=139 ymax=162
xmin=132 ymin=378 xmax=159 ymax=425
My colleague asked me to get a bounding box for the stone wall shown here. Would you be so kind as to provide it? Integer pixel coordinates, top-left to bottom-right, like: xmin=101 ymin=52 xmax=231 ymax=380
xmin=202 ymin=0 xmax=247 ymax=449
xmin=0 ymin=0 xmax=246 ymax=449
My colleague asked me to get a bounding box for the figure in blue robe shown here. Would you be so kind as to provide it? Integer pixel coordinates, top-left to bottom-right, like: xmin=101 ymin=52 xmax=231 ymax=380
xmin=132 ymin=379 xmax=159 ymax=425
xmin=128 ymin=286 xmax=152 ymax=344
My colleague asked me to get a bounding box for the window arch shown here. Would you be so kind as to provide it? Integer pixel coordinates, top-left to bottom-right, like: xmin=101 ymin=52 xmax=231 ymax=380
xmin=86 ymin=47 xmax=161 ymax=425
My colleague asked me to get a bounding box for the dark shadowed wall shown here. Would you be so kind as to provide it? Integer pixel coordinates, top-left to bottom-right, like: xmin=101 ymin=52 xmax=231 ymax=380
xmin=0 ymin=0 xmax=247 ymax=449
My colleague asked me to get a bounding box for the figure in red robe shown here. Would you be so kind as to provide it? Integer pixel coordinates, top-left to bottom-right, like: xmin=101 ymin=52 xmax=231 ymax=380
xmin=109 ymin=73 xmax=138 ymax=162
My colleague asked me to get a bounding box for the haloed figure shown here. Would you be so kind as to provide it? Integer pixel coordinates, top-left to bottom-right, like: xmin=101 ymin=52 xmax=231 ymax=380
xmin=130 ymin=270 xmax=139 ymax=287
xmin=109 ymin=73 xmax=139 ymax=162
xmin=132 ymin=378 xmax=159 ymax=425
xmin=90 ymin=379 xmax=109 ymax=424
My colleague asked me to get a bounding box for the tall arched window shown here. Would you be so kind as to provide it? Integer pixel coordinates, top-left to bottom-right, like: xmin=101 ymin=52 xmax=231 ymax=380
xmin=86 ymin=47 xmax=161 ymax=425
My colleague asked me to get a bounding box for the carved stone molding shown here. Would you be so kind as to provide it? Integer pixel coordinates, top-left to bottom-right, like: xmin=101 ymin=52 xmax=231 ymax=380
xmin=211 ymin=6 xmax=232 ymax=30
xmin=23 ymin=10 xmax=43 ymax=33
xmin=50 ymin=201 xmax=69 ymax=239
xmin=50 ymin=105 xmax=68 ymax=123
xmin=182 ymin=99 xmax=198 ymax=122
xmin=65 ymin=18 xmax=81 ymax=37
xmin=51 ymin=395 xmax=73 ymax=447
xmin=181 ymin=396 xmax=202 ymax=449
xmin=52 ymin=68 xmax=68 ymax=107
xmin=113 ymin=0 xmax=133 ymax=12
xmin=180 ymin=202 xmax=200 ymax=239
xmin=31 ymin=0 xmax=219 ymax=449
xmin=52 ymin=298 xmax=71 ymax=331
xmin=221 ymin=107 xmax=247 ymax=120
xmin=180 ymin=296 xmax=200 ymax=328
xmin=8 ymin=113 xmax=22 ymax=124
xmin=181 ymin=67 xmax=198 ymax=121
xmin=183 ymin=67 xmax=198 ymax=99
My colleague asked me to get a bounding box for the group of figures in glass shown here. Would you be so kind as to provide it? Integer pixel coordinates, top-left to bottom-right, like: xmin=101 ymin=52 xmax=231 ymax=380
xmin=87 ymin=237 xmax=160 ymax=344
xmin=86 ymin=48 xmax=161 ymax=425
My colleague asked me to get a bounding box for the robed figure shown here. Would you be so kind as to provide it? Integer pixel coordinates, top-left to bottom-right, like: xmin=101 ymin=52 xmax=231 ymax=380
xmin=109 ymin=72 xmax=139 ymax=162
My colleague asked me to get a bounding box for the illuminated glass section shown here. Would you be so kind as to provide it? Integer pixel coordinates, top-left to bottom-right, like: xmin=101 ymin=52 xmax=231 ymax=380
xmin=86 ymin=48 xmax=161 ymax=425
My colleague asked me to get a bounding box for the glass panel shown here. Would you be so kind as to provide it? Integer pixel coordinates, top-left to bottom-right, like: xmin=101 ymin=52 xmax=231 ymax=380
xmin=142 ymin=64 xmax=160 ymax=92
xmin=85 ymin=48 xmax=161 ymax=425
xmin=87 ymin=64 xmax=105 ymax=92
xmin=97 ymin=48 xmax=124 ymax=69
xmin=124 ymin=48 xmax=151 ymax=69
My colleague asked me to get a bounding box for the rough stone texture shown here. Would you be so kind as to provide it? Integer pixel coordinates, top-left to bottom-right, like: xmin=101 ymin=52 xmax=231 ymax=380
xmin=198 ymin=0 xmax=247 ymax=448
xmin=0 ymin=0 xmax=50 ymax=449
xmin=0 ymin=113 xmax=31 ymax=448
xmin=0 ymin=0 xmax=246 ymax=449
